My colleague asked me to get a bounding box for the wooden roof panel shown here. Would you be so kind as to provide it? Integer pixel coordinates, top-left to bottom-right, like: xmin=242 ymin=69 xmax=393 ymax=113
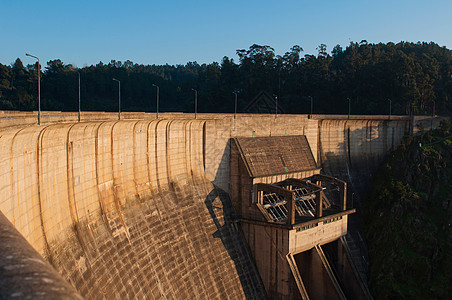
xmin=235 ymin=135 xmax=318 ymax=177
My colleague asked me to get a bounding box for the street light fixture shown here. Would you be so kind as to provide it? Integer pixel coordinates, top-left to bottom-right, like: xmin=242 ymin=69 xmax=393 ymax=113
xmin=347 ymin=97 xmax=351 ymax=119
xmin=388 ymin=99 xmax=392 ymax=120
xmin=431 ymin=99 xmax=436 ymax=129
xmin=432 ymin=100 xmax=435 ymax=117
xmin=191 ymin=88 xmax=198 ymax=119
xmin=25 ymin=53 xmax=40 ymax=125
xmin=78 ymin=72 xmax=81 ymax=122
xmin=233 ymin=91 xmax=238 ymax=119
xmin=152 ymin=84 xmax=159 ymax=119
xmin=274 ymin=94 xmax=278 ymax=119
xmin=112 ymin=78 xmax=121 ymax=120
xmin=308 ymin=96 xmax=313 ymax=119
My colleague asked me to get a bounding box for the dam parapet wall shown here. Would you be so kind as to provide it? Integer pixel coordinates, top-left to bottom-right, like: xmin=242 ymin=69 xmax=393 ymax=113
xmin=1 ymin=110 xmax=418 ymax=192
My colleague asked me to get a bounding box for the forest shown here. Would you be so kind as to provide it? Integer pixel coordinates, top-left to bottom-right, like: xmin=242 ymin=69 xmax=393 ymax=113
xmin=364 ymin=120 xmax=452 ymax=299
xmin=1 ymin=41 xmax=451 ymax=116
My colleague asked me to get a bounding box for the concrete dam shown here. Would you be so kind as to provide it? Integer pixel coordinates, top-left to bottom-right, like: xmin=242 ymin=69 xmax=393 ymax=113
xmin=0 ymin=111 xmax=425 ymax=299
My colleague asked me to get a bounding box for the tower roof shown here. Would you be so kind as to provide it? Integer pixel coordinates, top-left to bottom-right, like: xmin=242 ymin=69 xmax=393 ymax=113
xmin=234 ymin=135 xmax=318 ymax=178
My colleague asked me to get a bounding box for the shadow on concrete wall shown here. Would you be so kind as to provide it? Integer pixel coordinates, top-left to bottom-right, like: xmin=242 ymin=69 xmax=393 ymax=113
xmin=207 ymin=138 xmax=267 ymax=297
xmin=319 ymin=121 xmax=410 ymax=286
xmin=204 ymin=185 xmax=267 ymax=299
xmin=321 ymin=121 xmax=408 ymax=196
xmin=211 ymin=139 xmax=231 ymax=192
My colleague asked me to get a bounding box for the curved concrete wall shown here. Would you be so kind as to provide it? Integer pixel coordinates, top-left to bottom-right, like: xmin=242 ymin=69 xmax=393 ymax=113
xmin=0 ymin=119 xmax=265 ymax=299
xmin=318 ymin=119 xmax=408 ymax=191
xmin=0 ymin=113 xmax=415 ymax=298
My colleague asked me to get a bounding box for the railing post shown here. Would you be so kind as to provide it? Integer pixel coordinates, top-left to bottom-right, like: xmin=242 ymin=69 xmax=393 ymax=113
xmin=287 ymin=193 xmax=296 ymax=225
xmin=315 ymin=190 xmax=323 ymax=218
xmin=340 ymin=181 xmax=347 ymax=210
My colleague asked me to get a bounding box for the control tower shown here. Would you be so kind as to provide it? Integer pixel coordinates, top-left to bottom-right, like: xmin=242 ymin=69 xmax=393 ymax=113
xmin=230 ymin=135 xmax=371 ymax=299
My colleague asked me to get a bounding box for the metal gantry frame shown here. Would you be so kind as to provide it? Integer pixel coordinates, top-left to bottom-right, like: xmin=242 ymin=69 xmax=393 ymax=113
xmin=254 ymin=175 xmax=346 ymax=224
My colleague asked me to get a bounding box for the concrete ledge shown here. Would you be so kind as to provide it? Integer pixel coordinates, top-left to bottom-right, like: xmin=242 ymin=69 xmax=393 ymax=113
xmin=0 ymin=211 xmax=83 ymax=300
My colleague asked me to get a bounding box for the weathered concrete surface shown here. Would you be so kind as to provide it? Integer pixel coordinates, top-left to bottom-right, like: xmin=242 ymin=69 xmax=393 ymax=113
xmin=0 ymin=211 xmax=83 ymax=299
xmin=0 ymin=119 xmax=266 ymax=299
xmin=317 ymin=119 xmax=406 ymax=192
xmin=0 ymin=112 xmax=432 ymax=298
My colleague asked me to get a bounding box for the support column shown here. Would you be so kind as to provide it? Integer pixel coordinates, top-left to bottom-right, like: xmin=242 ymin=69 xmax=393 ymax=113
xmin=315 ymin=190 xmax=323 ymax=218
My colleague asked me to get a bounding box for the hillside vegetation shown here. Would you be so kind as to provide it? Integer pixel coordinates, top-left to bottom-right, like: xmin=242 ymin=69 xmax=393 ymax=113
xmin=1 ymin=41 xmax=451 ymax=115
xmin=364 ymin=120 xmax=452 ymax=299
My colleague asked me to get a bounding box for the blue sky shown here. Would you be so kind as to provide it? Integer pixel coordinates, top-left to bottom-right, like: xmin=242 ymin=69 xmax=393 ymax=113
xmin=1 ymin=0 xmax=451 ymax=68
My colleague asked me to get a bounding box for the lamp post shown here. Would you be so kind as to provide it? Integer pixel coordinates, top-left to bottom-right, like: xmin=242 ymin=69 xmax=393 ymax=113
xmin=388 ymin=98 xmax=392 ymax=120
xmin=274 ymin=94 xmax=278 ymax=119
xmin=432 ymin=100 xmax=435 ymax=117
xmin=191 ymin=89 xmax=198 ymax=119
xmin=112 ymin=78 xmax=121 ymax=120
xmin=347 ymin=97 xmax=351 ymax=119
xmin=431 ymin=99 xmax=436 ymax=129
xmin=152 ymin=84 xmax=159 ymax=119
xmin=308 ymin=96 xmax=313 ymax=119
xmin=233 ymin=91 xmax=238 ymax=119
xmin=78 ymin=72 xmax=81 ymax=122
xmin=25 ymin=53 xmax=40 ymax=125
